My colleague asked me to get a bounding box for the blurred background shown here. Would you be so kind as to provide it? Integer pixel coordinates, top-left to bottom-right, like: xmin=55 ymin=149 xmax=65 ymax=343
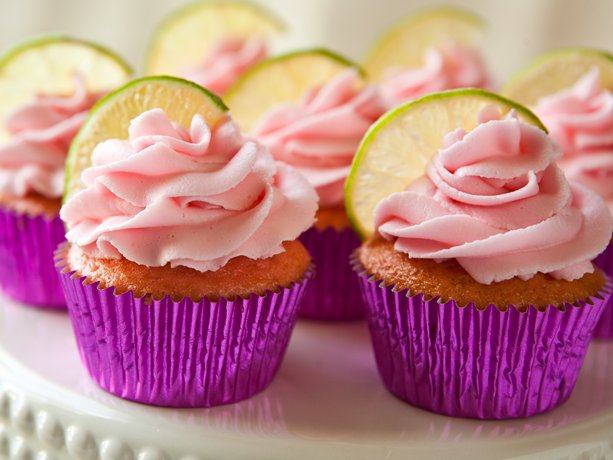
xmin=0 ymin=0 xmax=612 ymax=82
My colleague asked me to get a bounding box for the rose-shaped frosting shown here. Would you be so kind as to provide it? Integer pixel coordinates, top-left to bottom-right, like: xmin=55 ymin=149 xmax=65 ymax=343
xmin=380 ymin=43 xmax=491 ymax=106
xmin=61 ymin=108 xmax=318 ymax=272
xmin=251 ymin=69 xmax=388 ymax=207
xmin=374 ymin=106 xmax=613 ymax=284
xmin=181 ymin=38 xmax=267 ymax=95
xmin=532 ymin=68 xmax=613 ymax=213
xmin=0 ymin=78 xmax=100 ymax=199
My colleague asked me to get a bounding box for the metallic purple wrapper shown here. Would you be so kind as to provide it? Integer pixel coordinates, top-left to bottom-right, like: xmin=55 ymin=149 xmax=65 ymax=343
xmin=298 ymin=226 xmax=365 ymax=320
xmin=355 ymin=266 xmax=611 ymax=420
xmin=56 ymin=250 xmax=311 ymax=408
xmin=0 ymin=206 xmax=65 ymax=308
xmin=593 ymin=242 xmax=613 ymax=339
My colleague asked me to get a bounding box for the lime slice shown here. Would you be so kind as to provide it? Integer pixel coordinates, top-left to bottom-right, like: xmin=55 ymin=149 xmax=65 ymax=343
xmin=363 ymin=6 xmax=485 ymax=83
xmin=145 ymin=0 xmax=284 ymax=76
xmin=345 ymin=89 xmax=547 ymax=240
xmin=224 ymin=48 xmax=363 ymax=132
xmin=65 ymin=76 xmax=228 ymax=202
xmin=502 ymin=48 xmax=613 ymax=106
xmin=0 ymin=35 xmax=132 ymax=141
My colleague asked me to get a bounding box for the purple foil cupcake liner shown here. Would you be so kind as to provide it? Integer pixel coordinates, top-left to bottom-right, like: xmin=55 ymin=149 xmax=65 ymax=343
xmin=56 ymin=246 xmax=311 ymax=408
xmin=298 ymin=226 xmax=365 ymax=320
xmin=0 ymin=206 xmax=66 ymax=308
xmin=354 ymin=263 xmax=611 ymax=420
xmin=593 ymin=241 xmax=613 ymax=339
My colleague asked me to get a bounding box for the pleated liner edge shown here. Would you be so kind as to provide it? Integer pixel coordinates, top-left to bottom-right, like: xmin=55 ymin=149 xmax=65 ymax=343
xmin=298 ymin=225 xmax=365 ymax=321
xmin=352 ymin=256 xmax=611 ymax=420
xmin=55 ymin=243 xmax=312 ymax=408
xmin=593 ymin=241 xmax=613 ymax=339
xmin=0 ymin=205 xmax=66 ymax=308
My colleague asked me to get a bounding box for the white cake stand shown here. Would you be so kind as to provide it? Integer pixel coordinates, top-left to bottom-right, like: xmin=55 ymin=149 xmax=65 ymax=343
xmin=0 ymin=295 xmax=612 ymax=460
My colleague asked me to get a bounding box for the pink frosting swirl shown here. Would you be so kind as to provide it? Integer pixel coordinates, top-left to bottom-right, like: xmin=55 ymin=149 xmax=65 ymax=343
xmin=374 ymin=107 xmax=613 ymax=284
xmin=61 ymin=108 xmax=318 ymax=272
xmin=532 ymin=68 xmax=613 ymax=214
xmin=0 ymin=78 xmax=101 ymax=199
xmin=181 ymin=38 xmax=267 ymax=95
xmin=380 ymin=43 xmax=491 ymax=106
xmin=251 ymin=69 xmax=388 ymax=207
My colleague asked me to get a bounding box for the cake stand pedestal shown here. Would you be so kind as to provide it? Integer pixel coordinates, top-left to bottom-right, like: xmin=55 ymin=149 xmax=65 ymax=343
xmin=1 ymin=295 xmax=612 ymax=460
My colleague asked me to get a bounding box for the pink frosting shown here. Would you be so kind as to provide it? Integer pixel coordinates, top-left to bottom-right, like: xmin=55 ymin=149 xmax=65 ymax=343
xmin=61 ymin=108 xmax=318 ymax=272
xmin=532 ymin=68 xmax=613 ymax=214
xmin=0 ymin=78 xmax=101 ymax=199
xmin=181 ymin=38 xmax=267 ymax=95
xmin=374 ymin=106 xmax=613 ymax=285
xmin=251 ymin=69 xmax=388 ymax=207
xmin=380 ymin=43 xmax=491 ymax=106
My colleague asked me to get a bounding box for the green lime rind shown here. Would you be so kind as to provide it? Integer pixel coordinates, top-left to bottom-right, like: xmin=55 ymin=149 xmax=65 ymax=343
xmin=86 ymin=74 xmax=230 ymax=114
xmin=64 ymin=75 xmax=229 ymax=203
xmin=225 ymin=47 xmax=365 ymax=99
xmin=502 ymin=47 xmax=613 ymax=105
xmin=363 ymin=5 xmax=485 ymax=82
xmin=345 ymin=88 xmax=547 ymax=240
xmin=0 ymin=34 xmax=132 ymax=75
xmin=144 ymin=0 xmax=284 ymax=74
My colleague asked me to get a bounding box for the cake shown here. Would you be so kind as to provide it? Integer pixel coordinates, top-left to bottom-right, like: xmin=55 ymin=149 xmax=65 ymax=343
xmin=225 ymin=50 xmax=388 ymax=320
xmin=362 ymin=6 xmax=492 ymax=106
xmin=0 ymin=36 xmax=131 ymax=308
xmin=144 ymin=0 xmax=283 ymax=95
xmin=347 ymin=92 xmax=612 ymax=419
xmin=56 ymin=77 xmax=317 ymax=408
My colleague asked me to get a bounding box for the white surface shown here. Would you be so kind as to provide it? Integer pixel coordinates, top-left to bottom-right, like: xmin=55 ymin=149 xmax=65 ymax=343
xmin=0 ymin=295 xmax=612 ymax=460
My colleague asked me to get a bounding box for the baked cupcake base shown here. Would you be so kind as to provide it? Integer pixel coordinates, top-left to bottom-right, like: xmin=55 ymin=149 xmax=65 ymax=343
xmin=354 ymin=238 xmax=611 ymax=419
xmin=358 ymin=237 xmax=605 ymax=310
xmin=55 ymin=242 xmax=312 ymax=408
xmin=593 ymin=241 xmax=613 ymax=339
xmin=0 ymin=202 xmax=66 ymax=308
xmin=65 ymin=240 xmax=311 ymax=301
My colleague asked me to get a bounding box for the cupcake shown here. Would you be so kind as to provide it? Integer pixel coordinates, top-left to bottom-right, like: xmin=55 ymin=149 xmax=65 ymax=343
xmin=145 ymin=0 xmax=283 ymax=95
xmin=362 ymin=6 xmax=492 ymax=106
xmin=225 ymin=50 xmax=388 ymax=320
xmin=0 ymin=36 xmax=131 ymax=308
xmin=57 ymin=77 xmax=317 ymax=407
xmin=346 ymin=90 xmax=612 ymax=419
xmin=503 ymin=49 xmax=613 ymax=338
